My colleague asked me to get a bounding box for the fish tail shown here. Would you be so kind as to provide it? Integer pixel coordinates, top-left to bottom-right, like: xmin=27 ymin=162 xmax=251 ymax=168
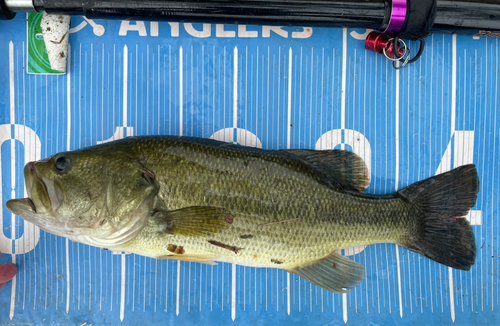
xmin=397 ymin=164 xmax=479 ymax=271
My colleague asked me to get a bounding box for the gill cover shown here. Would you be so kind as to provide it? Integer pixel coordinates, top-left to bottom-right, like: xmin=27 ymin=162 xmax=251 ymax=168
xmin=7 ymin=150 xmax=159 ymax=249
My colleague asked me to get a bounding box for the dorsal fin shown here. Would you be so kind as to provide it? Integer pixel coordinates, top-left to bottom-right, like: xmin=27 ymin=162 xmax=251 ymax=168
xmin=283 ymin=149 xmax=370 ymax=192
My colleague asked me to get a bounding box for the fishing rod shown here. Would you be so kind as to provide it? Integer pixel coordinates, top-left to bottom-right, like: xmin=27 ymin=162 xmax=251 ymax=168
xmin=1 ymin=0 xmax=500 ymax=68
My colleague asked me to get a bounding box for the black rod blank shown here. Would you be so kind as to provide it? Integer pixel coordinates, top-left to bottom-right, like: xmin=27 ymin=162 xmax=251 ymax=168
xmin=2 ymin=0 xmax=500 ymax=35
xmin=32 ymin=0 xmax=390 ymax=28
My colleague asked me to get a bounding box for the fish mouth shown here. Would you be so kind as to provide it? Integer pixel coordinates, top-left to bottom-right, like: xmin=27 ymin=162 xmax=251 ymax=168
xmin=6 ymin=197 xmax=38 ymax=222
xmin=24 ymin=162 xmax=37 ymax=212
xmin=26 ymin=197 xmax=37 ymax=212
xmin=6 ymin=163 xmax=39 ymax=216
xmin=9 ymin=162 xmax=63 ymax=216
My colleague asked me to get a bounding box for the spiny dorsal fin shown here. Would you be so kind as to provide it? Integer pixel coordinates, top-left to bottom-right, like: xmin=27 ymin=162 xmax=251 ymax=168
xmin=154 ymin=206 xmax=234 ymax=237
xmin=283 ymin=149 xmax=370 ymax=192
xmin=286 ymin=251 xmax=365 ymax=294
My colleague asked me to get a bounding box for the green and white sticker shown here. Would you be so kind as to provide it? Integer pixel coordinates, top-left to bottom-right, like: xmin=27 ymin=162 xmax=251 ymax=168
xmin=27 ymin=12 xmax=66 ymax=74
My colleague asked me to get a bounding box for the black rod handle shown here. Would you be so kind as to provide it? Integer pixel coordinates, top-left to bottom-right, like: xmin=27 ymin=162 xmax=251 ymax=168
xmin=32 ymin=0 xmax=391 ymax=29
xmin=3 ymin=0 xmax=500 ymax=36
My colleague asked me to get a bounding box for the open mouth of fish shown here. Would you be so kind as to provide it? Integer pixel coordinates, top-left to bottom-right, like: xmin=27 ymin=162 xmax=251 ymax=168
xmin=11 ymin=161 xmax=63 ymax=215
xmin=23 ymin=197 xmax=37 ymax=212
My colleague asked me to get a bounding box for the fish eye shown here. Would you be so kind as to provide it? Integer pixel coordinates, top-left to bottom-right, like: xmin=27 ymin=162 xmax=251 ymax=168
xmin=55 ymin=156 xmax=71 ymax=173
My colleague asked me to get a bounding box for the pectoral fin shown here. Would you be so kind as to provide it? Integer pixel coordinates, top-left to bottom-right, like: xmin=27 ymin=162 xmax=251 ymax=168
xmin=286 ymin=252 xmax=365 ymax=294
xmin=154 ymin=206 xmax=234 ymax=237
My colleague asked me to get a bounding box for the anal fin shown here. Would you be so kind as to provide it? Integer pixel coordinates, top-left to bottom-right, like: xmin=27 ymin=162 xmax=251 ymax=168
xmin=286 ymin=252 xmax=365 ymax=294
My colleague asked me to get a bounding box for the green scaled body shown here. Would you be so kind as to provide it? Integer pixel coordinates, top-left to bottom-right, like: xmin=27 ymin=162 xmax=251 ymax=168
xmin=6 ymin=136 xmax=479 ymax=293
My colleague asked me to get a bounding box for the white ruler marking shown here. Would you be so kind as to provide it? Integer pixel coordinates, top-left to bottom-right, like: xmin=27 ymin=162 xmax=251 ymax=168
xmin=8 ymin=41 xmax=17 ymax=320
xmin=233 ymin=47 xmax=238 ymax=130
xmin=9 ymin=42 xmax=15 ymax=124
xmin=65 ymin=43 xmax=72 ymax=314
xmin=231 ymin=263 xmax=236 ymax=321
xmin=343 ymin=293 xmax=347 ymax=323
xmin=176 ymin=261 xmax=181 ymax=315
xmin=341 ymin=29 xmax=348 ymax=321
xmin=120 ymin=254 xmax=126 ymax=321
xmin=287 ymin=272 xmax=290 ymax=315
xmin=449 ymin=33 xmax=458 ymax=322
xmin=341 ymin=28 xmax=347 ymax=131
xmin=395 ymin=59 xmax=403 ymax=318
xmin=179 ymin=47 xmax=183 ymax=136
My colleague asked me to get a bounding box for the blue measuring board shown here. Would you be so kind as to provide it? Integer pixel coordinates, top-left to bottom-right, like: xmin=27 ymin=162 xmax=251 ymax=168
xmin=0 ymin=14 xmax=498 ymax=325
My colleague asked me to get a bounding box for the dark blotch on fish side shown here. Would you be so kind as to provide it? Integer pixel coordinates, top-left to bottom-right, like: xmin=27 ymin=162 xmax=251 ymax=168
xmin=271 ymin=259 xmax=283 ymax=265
xmin=208 ymin=240 xmax=240 ymax=254
xmin=225 ymin=214 xmax=234 ymax=224
xmin=167 ymin=244 xmax=185 ymax=255
xmin=240 ymin=235 xmax=254 ymax=239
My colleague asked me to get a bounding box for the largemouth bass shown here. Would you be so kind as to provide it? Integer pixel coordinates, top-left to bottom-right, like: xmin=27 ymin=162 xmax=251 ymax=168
xmin=6 ymin=136 xmax=479 ymax=293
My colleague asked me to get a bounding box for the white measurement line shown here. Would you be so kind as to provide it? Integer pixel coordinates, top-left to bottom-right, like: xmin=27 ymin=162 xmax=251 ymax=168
xmin=179 ymin=47 xmax=183 ymax=136
xmin=65 ymin=43 xmax=72 ymax=314
xmin=210 ymin=264 xmax=213 ymax=311
xmin=343 ymin=292 xmax=347 ymax=323
xmin=158 ymin=45 xmax=161 ymax=134
xmin=416 ymin=56 xmax=422 ymax=313
xmin=341 ymin=28 xmax=348 ymax=319
xmin=231 ymin=263 xmax=236 ymax=321
xmin=166 ymin=260 xmax=169 ymax=312
xmin=287 ymin=48 xmax=292 ymax=149
xmin=176 ymin=261 xmax=181 ymax=315
xmin=8 ymin=41 xmax=17 ymax=320
xmin=451 ymin=35 xmax=457 ymax=136
xmin=123 ymin=45 xmax=128 ymax=127
xmin=341 ymin=28 xmax=347 ymax=131
xmin=287 ymin=273 xmax=290 ymax=315
xmin=188 ymin=262 xmax=191 ymax=312
xmin=472 ymin=51 xmax=476 ymax=311
xmin=493 ymin=38 xmax=498 ymax=311
xmin=9 ymin=42 xmax=15 ymax=123
xmin=229 ymin=46 xmax=239 ymax=320
xmin=449 ymin=33 xmax=458 ymax=322
xmin=21 ymin=41 xmax=26 ymax=312
xmin=199 ymin=262 xmax=203 ymax=311
xmin=119 ymin=45 xmax=129 ymax=322
xmin=276 ymin=269 xmax=279 ymax=312
xmin=480 ymin=44 xmax=487 ymax=314
xmin=233 ymin=47 xmax=238 ymax=129
xmin=285 ymin=47 xmax=292 ymax=317
xmin=120 ymin=255 xmax=126 ymax=321
xmin=439 ymin=37 xmax=446 ymax=314
xmin=428 ymin=38 xmax=435 ymax=313
xmin=190 ymin=46 xmax=193 ymax=137
xmin=394 ymin=59 xmax=403 ymax=318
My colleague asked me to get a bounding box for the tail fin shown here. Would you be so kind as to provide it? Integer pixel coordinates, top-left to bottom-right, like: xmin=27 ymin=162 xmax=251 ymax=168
xmin=398 ymin=164 xmax=479 ymax=271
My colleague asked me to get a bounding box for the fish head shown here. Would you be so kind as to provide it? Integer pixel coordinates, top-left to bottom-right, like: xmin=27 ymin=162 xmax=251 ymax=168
xmin=6 ymin=148 xmax=159 ymax=248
